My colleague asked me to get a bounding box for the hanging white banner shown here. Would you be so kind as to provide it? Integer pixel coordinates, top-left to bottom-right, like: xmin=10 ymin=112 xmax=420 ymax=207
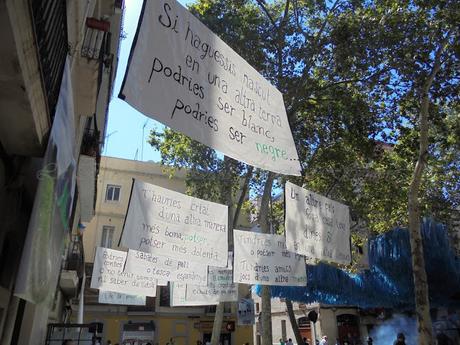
xmin=170 ymin=283 xmax=210 ymax=307
xmin=284 ymin=182 xmax=351 ymax=265
xmin=120 ymin=180 xmax=228 ymax=267
xmin=157 ymin=279 xmax=168 ymax=286
xmin=90 ymin=247 xmax=156 ymax=296
xmin=124 ymin=249 xmax=208 ymax=286
xmin=98 ymin=291 xmax=146 ymax=306
xmin=170 ymin=267 xmax=237 ymax=306
xmin=233 ymin=230 xmax=307 ymax=286
xmin=238 ymin=298 xmax=256 ymax=325
xmin=119 ymin=0 xmax=301 ymax=176
xmin=15 ymin=58 xmax=77 ymax=304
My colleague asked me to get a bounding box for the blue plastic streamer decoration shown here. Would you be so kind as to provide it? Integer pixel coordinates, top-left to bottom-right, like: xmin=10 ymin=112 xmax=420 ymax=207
xmin=256 ymin=219 xmax=460 ymax=309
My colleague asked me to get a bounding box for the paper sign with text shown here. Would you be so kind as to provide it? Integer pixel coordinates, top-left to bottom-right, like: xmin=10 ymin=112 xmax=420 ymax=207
xmin=285 ymin=182 xmax=351 ymax=265
xmin=120 ymin=180 xmax=228 ymax=267
xmin=233 ymin=230 xmax=307 ymax=286
xmin=98 ymin=291 xmax=146 ymax=306
xmin=170 ymin=267 xmax=237 ymax=306
xmin=125 ymin=249 xmax=208 ymax=286
xmin=119 ymin=0 xmax=301 ymax=176
xmin=90 ymin=247 xmax=156 ymax=296
xmin=157 ymin=279 xmax=169 ymax=286
xmin=185 ymin=267 xmax=238 ymax=304
xmin=238 ymin=298 xmax=255 ymax=325
xmin=170 ymin=282 xmax=213 ymax=307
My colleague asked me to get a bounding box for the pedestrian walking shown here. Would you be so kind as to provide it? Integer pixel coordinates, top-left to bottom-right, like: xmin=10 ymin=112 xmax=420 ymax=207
xmin=393 ymin=333 xmax=406 ymax=345
xmin=287 ymin=338 xmax=294 ymax=345
xmin=279 ymin=338 xmax=285 ymax=345
xmin=319 ymin=336 xmax=328 ymax=345
xmin=302 ymin=337 xmax=309 ymax=345
xmin=366 ymin=337 xmax=373 ymax=345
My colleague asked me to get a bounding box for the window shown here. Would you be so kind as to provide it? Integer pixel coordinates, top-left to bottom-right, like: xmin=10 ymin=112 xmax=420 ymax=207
xmin=105 ymin=184 xmax=121 ymax=202
xmin=281 ymin=320 xmax=287 ymax=340
xmin=101 ymin=226 xmax=115 ymax=248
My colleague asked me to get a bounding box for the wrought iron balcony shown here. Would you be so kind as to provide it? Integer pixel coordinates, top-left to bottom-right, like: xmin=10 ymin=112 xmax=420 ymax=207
xmin=30 ymin=0 xmax=68 ymax=119
xmin=65 ymin=235 xmax=85 ymax=279
xmin=81 ymin=18 xmax=110 ymax=60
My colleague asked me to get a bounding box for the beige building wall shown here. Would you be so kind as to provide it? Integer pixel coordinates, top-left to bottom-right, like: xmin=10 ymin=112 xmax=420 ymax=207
xmin=83 ymin=156 xmax=187 ymax=261
xmin=83 ymin=156 xmax=252 ymax=262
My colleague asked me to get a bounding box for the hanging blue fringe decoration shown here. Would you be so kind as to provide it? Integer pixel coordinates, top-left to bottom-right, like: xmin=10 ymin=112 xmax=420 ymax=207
xmin=256 ymin=219 xmax=460 ymax=309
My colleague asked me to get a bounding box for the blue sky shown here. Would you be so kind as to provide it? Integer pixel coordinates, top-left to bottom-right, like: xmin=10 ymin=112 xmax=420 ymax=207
xmin=103 ymin=0 xmax=192 ymax=161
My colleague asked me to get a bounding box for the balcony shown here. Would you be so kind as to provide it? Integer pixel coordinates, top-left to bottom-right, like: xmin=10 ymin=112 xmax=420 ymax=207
xmin=73 ymin=17 xmax=112 ymax=119
xmin=78 ymin=124 xmax=100 ymax=222
xmin=31 ymin=0 xmax=68 ymax=120
xmin=60 ymin=235 xmax=84 ymax=297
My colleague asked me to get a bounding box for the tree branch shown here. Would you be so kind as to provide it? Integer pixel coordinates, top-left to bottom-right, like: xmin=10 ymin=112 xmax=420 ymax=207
xmin=280 ymin=0 xmax=291 ymax=29
xmin=313 ymin=0 xmax=342 ymax=47
xmin=287 ymin=1 xmax=344 ymax=120
xmin=232 ymin=166 xmax=254 ymax=230
xmin=319 ymin=67 xmax=389 ymax=91
xmin=255 ymin=0 xmax=278 ymax=30
xmin=421 ymin=33 xmax=450 ymax=98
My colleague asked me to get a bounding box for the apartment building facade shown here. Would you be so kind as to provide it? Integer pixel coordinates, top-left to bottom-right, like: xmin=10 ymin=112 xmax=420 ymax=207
xmin=251 ymin=296 xmax=372 ymax=345
xmin=0 ymin=0 xmax=123 ymax=343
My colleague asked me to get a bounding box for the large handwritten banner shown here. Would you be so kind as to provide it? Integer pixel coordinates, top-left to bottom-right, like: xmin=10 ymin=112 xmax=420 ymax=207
xmin=98 ymin=291 xmax=146 ymax=306
xmin=120 ymin=180 xmax=228 ymax=267
xmin=285 ymin=182 xmax=351 ymax=265
xmin=90 ymin=247 xmax=156 ymax=296
xmin=233 ymin=230 xmax=307 ymax=286
xmin=119 ymin=0 xmax=301 ymax=176
xmin=124 ymin=249 xmax=208 ymax=286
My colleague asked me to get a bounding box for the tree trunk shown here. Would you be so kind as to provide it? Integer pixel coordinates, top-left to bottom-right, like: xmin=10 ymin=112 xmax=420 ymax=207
xmin=211 ymin=302 xmax=226 ymax=345
xmin=261 ymin=286 xmax=273 ymax=345
xmin=260 ymin=172 xmax=275 ymax=345
xmin=211 ymin=158 xmax=246 ymax=345
xmin=286 ymin=299 xmax=303 ymax=345
xmin=408 ymin=37 xmax=448 ymax=345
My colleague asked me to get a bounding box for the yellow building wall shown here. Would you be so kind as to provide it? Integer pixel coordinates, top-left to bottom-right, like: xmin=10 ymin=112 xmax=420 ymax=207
xmin=82 ymin=312 xmax=253 ymax=345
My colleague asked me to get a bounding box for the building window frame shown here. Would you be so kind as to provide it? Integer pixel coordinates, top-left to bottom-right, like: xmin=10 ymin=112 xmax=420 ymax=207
xmin=101 ymin=225 xmax=115 ymax=248
xmin=105 ymin=184 xmax=121 ymax=202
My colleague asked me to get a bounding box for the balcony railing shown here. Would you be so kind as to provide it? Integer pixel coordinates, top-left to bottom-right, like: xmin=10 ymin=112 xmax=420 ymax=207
xmin=81 ymin=128 xmax=101 ymax=158
xmin=81 ymin=18 xmax=110 ymax=60
xmin=65 ymin=235 xmax=84 ymax=279
xmin=30 ymin=0 xmax=68 ymax=119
